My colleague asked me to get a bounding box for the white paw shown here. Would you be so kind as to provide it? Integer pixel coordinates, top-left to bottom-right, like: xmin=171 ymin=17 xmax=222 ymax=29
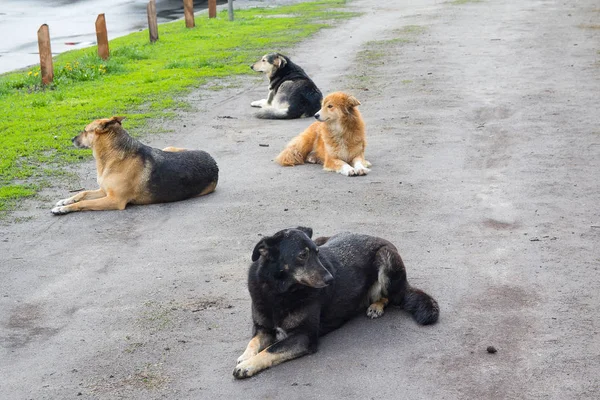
xmin=233 ymin=359 xmax=259 ymax=379
xmin=251 ymin=99 xmax=268 ymax=108
xmin=366 ymin=304 xmax=384 ymax=319
xmin=237 ymin=351 xmax=254 ymax=365
xmin=353 ymin=161 xmax=370 ymax=176
xmin=340 ymin=164 xmax=356 ymax=176
xmin=364 ymin=160 xmax=372 ymax=168
xmin=51 ymin=206 xmax=70 ymax=215
xmin=55 ymin=198 xmax=75 ymax=206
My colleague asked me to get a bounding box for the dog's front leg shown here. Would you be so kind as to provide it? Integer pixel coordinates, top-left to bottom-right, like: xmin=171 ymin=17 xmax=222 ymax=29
xmin=233 ymin=333 xmax=314 ymax=379
xmin=51 ymin=194 xmax=127 ymax=215
xmin=351 ymin=156 xmax=371 ymax=176
xmin=236 ymin=329 xmax=275 ymax=365
xmin=250 ymin=90 xmax=274 ymax=108
xmin=54 ymin=188 xmax=106 ymax=208
xmin=323 ymin=157 xmax=356 ymax=177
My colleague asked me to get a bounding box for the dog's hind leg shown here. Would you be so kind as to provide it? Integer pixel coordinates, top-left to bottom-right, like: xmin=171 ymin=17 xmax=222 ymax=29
xmin=384 ymin=246 xmax=440 ymax=325
xmin=366 ymin=246 xmax=395 ymax=318
xmin=233 ymin=333 xmax=314 ymax=379
xmin=275 ymin=129 xmax=317 ymax=166
xmin=51 ymin=194 xmax=128 ymax=215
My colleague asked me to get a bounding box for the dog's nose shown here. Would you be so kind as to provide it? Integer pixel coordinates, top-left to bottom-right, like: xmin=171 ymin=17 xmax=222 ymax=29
xmin=250 ymin=65 xmax=254 ymax=70
xmin=71 ymin=136 xmax=77 ymax=143
xmin=314 ymin=113 xmax=320 ymax=120
xmin=323 ymin=273 xmax=334 ymax=285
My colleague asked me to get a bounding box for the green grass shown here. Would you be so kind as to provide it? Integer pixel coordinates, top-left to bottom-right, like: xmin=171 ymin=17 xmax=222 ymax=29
xmin=0 ymin=0 xmax=354 ymax=212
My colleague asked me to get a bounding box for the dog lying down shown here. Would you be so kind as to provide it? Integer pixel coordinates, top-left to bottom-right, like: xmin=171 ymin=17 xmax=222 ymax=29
xmin=275 ymin=92 xmax=371 ymax=176
xmin=234 ymin=227 xmax=439 ymax=379
xmin=251 ymin=53 xmax=323 ymax=119
xmin=51 ymin=116 xmax=218 ymax=215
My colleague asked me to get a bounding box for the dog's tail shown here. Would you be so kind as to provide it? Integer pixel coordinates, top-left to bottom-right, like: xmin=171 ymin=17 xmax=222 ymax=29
xmin=275 ymin=127 xmax=318 ymax=166
xmin=398 ymin=285 xmax=440 ymax=325
xmin=379 ymin=245 xmax=439 ymax=325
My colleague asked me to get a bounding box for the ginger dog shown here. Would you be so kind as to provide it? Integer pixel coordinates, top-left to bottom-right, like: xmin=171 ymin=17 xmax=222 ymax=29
xmin=51 ymin=116 xmax=218 ymax=215
xmin=275 ymin=92 xmax=371 ymax=176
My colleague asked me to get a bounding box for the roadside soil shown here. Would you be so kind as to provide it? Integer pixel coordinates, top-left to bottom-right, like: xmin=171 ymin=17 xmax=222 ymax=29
xmin=2 ymin=0 xmax=599 ymax=399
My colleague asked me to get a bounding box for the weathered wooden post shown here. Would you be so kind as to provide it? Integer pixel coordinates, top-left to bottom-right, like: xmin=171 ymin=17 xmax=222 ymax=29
xmin=228 ymin=0 xmax=234 ymax=21
xmin=208 ymin=0 xmax=217 ymax=18
xmin=95 ymin=14 xmax=109 ymax=60
xmin=37 ymin=24 xmax=53 ymax=85
xmin=147 ymin=0 xmax=159 ymax=42
xmin=184 ymin=0 xmax=195 ymax=28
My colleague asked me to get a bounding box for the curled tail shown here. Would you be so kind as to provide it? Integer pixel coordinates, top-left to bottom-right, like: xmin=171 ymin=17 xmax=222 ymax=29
xmin=400 ymin=286 xmax=439 ymax=325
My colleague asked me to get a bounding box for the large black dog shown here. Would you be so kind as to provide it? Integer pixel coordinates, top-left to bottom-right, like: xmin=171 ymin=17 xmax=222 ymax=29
xmin=233 ymin=227 xmax=439 ymax=379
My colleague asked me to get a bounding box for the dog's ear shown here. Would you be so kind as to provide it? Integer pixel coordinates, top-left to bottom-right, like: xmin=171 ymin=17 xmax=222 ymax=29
xmin=296 ymin=226 xmax=313 ymax=239
xmin=97 ymin=116 xmax=125 ymax=131
xmin=252 ymin=239 xmax=269 ymax=262
xmin=251 ymin=229 xmax=289 ymax=261
xmin=110 ymin=116 xmax=126 ymax=124
xmin=346 ymin=95 xmax=361 ymax=108
xmin=251 ymin=233 xmax=283 ymax=262
xmin=275 ymin=55 xmax=287 ymax=68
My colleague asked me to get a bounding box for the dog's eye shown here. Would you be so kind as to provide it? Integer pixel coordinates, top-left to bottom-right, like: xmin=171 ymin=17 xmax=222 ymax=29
xmin=297 ymin=250 xmax=308 ymax=261
xmin=327 ymin=104 xmax=333 ymax=109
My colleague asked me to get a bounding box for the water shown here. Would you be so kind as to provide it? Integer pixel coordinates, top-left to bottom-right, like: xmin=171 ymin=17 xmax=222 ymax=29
xmin=0 ymin=0 xmax=214 ymax=74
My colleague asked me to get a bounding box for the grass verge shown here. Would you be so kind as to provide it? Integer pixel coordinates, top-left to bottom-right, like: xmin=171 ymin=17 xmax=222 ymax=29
xmin=0 ymin=0 xmax=354 ymax=213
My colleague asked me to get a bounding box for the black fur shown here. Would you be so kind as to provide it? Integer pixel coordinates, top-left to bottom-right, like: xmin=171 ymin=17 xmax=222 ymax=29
xmin=241 ymin=227 xmax=439 ymax=375
xmin=102 ymin=123 xmax=218 ymax=204
xmin=254 ymin=53 xmax=323 ymax=119
xmin=143 ymin=147 xmax=218 ymax=204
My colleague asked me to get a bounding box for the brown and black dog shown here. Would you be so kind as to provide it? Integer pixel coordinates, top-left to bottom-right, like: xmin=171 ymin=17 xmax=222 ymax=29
xmin=275 ymin=92 xmax=371 ymax=176
xmin=51 ymin=116 xmax=218 ymax=215
xmin=233 ymin=227 xmax=439 ymax=379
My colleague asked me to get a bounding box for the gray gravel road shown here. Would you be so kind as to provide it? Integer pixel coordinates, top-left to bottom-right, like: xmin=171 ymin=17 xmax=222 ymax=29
xmin=1 ymin=0 xmax=599 ymax=399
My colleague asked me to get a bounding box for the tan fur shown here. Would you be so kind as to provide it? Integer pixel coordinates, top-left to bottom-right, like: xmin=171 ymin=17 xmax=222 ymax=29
xmin=236 ymin=332 xmax=275 ymax=365
xmin=275 ymin=92 xmax=371 ymax=176
xmin=162 ymin=146 xmax=187 ymax=152
xmin=51 ymin=117 xmax=213 ymax=214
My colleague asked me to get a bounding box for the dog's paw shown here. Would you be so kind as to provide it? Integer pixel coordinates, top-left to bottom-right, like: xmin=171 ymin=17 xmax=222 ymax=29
xmin=251 ymin=99 xmax=267 ymax=108
xmin=364 ymin=160 xmax=372 ymax=168
xmin=366 ymin=303 xmax=385 ymax=319
xmin=51 ymin=206 xmax=70 ymax=215
xmin=354 ymin=166 xmax=370 ymax=176
xmin=353 ymin=161 xmax=370 ymax=176
xmin=339 ymin=164 xmax=356 ymax=176
xmin=306 ymin=152 xmax=320 ymax=164
xmin=233 ymin=360 xmax=259 ymax=379
xmin=55 ymin=198 xmax=75 ymax=207
xmin=236 ymin=352 xmax=254 ymax=365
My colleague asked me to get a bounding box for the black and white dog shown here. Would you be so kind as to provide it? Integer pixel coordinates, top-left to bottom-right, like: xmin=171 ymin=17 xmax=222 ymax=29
xmin=233 ymin=227 xmax=439 ymax=379
xmin=250 ymin=53 xmax=323 ymax=119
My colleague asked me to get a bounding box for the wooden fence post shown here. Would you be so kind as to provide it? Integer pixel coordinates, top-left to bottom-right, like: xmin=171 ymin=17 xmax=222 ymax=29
xmin=147 ymin=0 xmax=159 ymax=42
xmin=228 ymin=0 xmax=234 ymax=21
xmin=209 ymin=0 xmax=217 ymax=18
xmin=96 ymin=14 xmax=109 ymax=60
xmin=37 ymin=24 xmax=53 ymax=85
xmin=184 ymin=0 xmax=195 ymax=28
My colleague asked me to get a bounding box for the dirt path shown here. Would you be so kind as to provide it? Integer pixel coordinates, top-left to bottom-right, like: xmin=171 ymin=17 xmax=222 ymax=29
xmin=2 ymin=0 xmax=599 ymax=398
